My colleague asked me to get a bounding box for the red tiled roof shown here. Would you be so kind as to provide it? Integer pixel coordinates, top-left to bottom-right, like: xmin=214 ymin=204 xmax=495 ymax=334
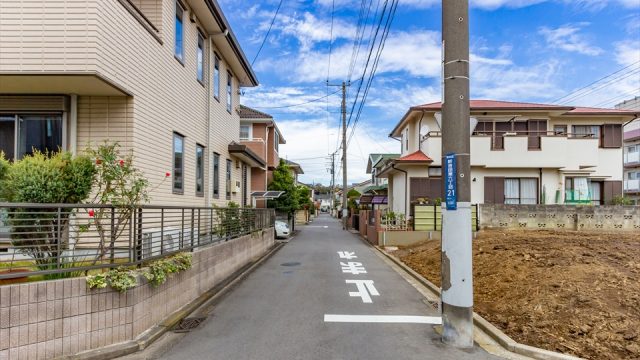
xmin=239 ymin=105 xmax=273 ymax=119
xmin=565 ymin=107 xmax=639 ymax=116
xmin=397 ymin=150 xmax=433 ymax=162
xmin=415 ymin=100 xmax=573 ymax=111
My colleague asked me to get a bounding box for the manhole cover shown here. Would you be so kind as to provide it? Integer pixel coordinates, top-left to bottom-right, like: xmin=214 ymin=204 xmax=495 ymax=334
xmin=173 ymin=317 xmax=207 ymax=333
xmin=280 ymin=262 xmax=301 ymax=267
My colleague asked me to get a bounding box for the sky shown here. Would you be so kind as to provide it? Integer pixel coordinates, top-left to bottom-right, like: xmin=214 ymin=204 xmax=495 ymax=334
xmin=218 ymin=0 xmax=640 ymax=186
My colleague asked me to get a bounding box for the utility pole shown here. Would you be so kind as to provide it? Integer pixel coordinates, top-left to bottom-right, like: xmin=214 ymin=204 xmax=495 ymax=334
xmin=330 ymin=152 xmax=336 ymax=213
xmin=441 ymin=0 xmax=473 ymax=348
xmin=340 ymin=81 xmax=348 ymax=230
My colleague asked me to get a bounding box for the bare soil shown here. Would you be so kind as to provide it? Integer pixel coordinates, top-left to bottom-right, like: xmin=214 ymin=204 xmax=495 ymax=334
xmin=395 ymin=229 xmax=640 ymax=360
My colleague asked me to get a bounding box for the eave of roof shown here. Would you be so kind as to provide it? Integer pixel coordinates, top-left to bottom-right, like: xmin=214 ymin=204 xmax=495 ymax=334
xmin=239 ymin=105 xmax=273 ymax=119
xmin=228 ymin=143 xmax=266 ymax=168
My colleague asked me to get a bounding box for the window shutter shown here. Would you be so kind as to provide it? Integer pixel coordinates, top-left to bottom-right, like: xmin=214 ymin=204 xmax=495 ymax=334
xmin=484 ymin=177 xmax=505 ymax=204
xmin=602 ymin=124 xmax=622 ymax=148
xmin=603 ymin=181 xmax=623 ymax=204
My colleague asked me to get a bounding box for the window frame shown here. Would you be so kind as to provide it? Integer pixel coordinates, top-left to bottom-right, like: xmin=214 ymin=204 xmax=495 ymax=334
xmin=240 ymin=124 xmax=252 ymax=140
xmin=172 ymin=132 xmax=185 ymax=194
xmin=196 ymin=31 xmax=205 ymax=84
xmin=213 ymin=54 xmax=221 ymax=101
xmin=274 ymin=131 xmax=279 ymax=152
xmin=212 ymin=152 xmax=220 ymax=198
xmin=226 ymin=158 xmax=232 ymax=200
xmin=195 ymin=144 xmax=204 ymax=197
xmin=174 ymin=1 xmax=185 ymax=64
xmin=504 ymin=178 xmax=538 ymax=205
xmin=226 ymin=71 xmax=233 ymax=113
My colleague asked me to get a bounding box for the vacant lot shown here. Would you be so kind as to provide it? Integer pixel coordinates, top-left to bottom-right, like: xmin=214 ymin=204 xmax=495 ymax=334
xmin=396 ymin=229 xmax=640 ymax=360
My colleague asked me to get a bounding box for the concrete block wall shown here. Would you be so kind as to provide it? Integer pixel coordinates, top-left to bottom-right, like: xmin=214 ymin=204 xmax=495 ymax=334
xmin=480 ymin=205 xmax=640 ymax=231
xmin=0 ymin=228 xmax=274 ymax=359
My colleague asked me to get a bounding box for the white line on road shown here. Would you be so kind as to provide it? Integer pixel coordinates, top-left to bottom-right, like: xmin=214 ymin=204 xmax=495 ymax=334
xmin=324 ymin=314 xmax=442 ymax=324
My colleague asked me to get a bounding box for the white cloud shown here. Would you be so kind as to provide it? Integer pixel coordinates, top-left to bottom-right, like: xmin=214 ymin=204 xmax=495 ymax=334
xmin=277 ymin=118 xmax=399 ymax=185
xmin=539 ymin=23 xmax=603 ymax=56
xmin=272 ymin=12 xmax=358 ymax=51
xmin=242 ymin=86 xmax=342 ymax=115
xmin=615 ymin=40 xmax=640 ymax=67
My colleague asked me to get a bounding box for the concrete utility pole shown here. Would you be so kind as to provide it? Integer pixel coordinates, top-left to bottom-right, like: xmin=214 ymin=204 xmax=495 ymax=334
xmin=341 ymin=81 xmax=348 ymax=230
xmin=441 ymin=0 xmax=474 ymax=348
xmin=330 ymin=152 xmax=336 ymax=212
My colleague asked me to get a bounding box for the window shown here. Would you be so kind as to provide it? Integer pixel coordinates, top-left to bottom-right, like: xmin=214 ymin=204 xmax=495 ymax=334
xmin=565 ymin=177 xmax=590 ymax=203
xmin=0 ymin=115 xmax=63 ymax=160
xmin=213 ymin=55 xmax=220 ymax=100
xmin=428 ymin=167 xmax=442 ymax=177
xmin=242 ymin=164 xmax=248 ymax=207
xmin=240 ymin=125 xmax=251 ymax=140
xmin=629 ymin=172 xmax=639 ymax=180
xmin=589 ymin=180 xmax=602 ymax=205
xmin=174 ymin=2 xmax=184 ymax=62
xmin=572 ymin=125 xmax=599 ymax=138
xmin=274 ymin=131 xmax=279 ymax=152
xmin=504 ymin=178 xmax=537 ymax=204
xmin=405 ymin=129 xmax=409 ymax=151
xmin=196 ymin=144 xmax=204 ymax=196
xmin=554 ymin=125 xmax=567 ymax=135
xmin=172 ymin=133 xmax=184 ymax=194
xmin=226 ymin=71 xmax=233 ymax=113
xmin=226 ymin=159 xmax=232 ymax=199
xmin=197 ymin=32 xmax=204 ymax=83
xmin=213 ymin=153 xmax=220 ymax=198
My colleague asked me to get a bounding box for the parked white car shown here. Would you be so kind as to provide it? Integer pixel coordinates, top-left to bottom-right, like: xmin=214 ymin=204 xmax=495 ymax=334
xmin=275 ymin=220 xmax=290 ymax=239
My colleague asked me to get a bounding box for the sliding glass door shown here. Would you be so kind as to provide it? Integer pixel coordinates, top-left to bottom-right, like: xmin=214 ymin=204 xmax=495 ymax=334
xmin=0 ymin=114 xmax=63 ymax=160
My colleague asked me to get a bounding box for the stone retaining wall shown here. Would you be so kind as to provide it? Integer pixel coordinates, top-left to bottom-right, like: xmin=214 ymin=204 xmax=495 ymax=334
xmin=480 ymin=205 xmax=640 ymax=231
xmin=0 ymin=228 xmax=274 ymax=359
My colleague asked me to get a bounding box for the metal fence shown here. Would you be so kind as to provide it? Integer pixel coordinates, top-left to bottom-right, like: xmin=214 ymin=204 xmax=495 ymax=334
xmin=0 ymin=203 xmax=275 ymax=280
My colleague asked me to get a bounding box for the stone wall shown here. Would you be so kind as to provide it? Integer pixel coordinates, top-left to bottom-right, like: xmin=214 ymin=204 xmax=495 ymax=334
xmin=480 ymin=205 xmax=640 ymax=231
xmin=0 ymin=228 xmax=274 ymax=359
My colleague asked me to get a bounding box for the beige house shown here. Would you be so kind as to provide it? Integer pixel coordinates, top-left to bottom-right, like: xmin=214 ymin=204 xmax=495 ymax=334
xmin=0 ymin=0 xmax=263 ymax=207
xmin=238 ymin=105 xmax=286 ymax=207
xmin=618 ymin=98 xmax=640 ymax=204
xmin=379 ymin=100 xmax=638 ymax=216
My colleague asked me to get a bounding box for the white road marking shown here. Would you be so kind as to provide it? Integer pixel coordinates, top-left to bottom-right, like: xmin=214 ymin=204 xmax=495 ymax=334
xmin=324 ymin=314 xmax=442 ymax=324
xmin=340 ymin=262 xmax=367 ymax=275
xmin=337 ymin=251 xmax=357 ymax=259
xmin=345 ymin=279 xmax=379 ymax=303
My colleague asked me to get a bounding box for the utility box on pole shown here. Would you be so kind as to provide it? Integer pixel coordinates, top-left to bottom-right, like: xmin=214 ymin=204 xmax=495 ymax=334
xmin=441 ymin=0 xmax=474 ymax=348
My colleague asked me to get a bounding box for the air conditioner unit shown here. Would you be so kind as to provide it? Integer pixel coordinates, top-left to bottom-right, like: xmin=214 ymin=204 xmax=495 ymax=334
xmin=233 ymin=181 xmax=241 ymax=193
xmin=140 ymin=227 xmax=199 ymax=259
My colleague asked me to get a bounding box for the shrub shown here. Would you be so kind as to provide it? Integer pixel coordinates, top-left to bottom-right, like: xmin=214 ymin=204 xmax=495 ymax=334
xmin=612 ymin=195 xmax=633 ymax=206
xmin=0 ymin=151 xmax=95 ymax=274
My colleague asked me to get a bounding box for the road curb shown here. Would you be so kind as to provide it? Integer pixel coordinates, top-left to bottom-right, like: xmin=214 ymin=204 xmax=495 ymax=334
xmin=374 ymin=247 xmax=584 ymax=360
xmin=55 ymin=242 xmax=286 ymax=360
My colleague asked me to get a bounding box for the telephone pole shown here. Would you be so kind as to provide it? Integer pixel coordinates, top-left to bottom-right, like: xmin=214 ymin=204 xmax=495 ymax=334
xmin=329 ymin=152 xmax=336 ymax=212
xmin=441 ymin=0 xmax=473 ymax=348
xmin=340 ymin=81 xmax=348 ymax=230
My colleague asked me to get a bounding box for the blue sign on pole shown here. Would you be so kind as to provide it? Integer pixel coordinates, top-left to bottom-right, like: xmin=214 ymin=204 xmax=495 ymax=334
xmin=444 ymin=153 xmax=457 ymax=210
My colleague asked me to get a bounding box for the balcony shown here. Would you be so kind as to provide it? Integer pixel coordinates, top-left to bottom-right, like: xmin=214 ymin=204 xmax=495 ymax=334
xmin=624 ymin=152 xmax=639 ymax=166
xmin=422 ymin=132 xmax=602 ymax=169
xmin=625 ymin=179 xmax=640 ymax=193
xmin=239 ymin=138 xmax=267 ymax=165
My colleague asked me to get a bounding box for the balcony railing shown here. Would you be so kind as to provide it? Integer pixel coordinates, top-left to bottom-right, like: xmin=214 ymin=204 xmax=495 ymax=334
xmin=625 ymin=152 xmax=640 ymax=165
xmin=426 ymin=130 xmax=598 ymax=150
xmin=625 ymin=179 xmax=640 ymax=193
xmin=0 ymin=203 xmax=275 ymax=280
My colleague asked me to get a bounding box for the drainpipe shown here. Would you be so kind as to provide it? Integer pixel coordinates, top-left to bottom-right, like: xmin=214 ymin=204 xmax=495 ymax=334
xmin=205 ymin=37 xmax=213 ymax=208
xmin=539 ymin=168 xmax=543 ymax=204
xmin=69 ymin=94 xmax=78 ymax=155
xmin=418 ymin=110 xmax=426 ymax=151
xmin=392 ymin=164 xmax=409 ymax=217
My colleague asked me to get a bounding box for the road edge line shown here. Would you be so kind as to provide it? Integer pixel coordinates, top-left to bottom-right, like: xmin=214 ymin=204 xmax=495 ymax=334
xmin=55 ymin=242 xmax=286 ymax=360
xmin=371 ymin=245 xmax=584 ymax=360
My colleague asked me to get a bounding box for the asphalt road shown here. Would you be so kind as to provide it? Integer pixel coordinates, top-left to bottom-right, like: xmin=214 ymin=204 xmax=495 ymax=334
xmin=158 ymin=214 xmax=499 ymax=360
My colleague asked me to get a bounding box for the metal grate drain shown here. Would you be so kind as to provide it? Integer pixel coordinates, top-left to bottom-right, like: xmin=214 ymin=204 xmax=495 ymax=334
xmin=280 ymin=262 xmax=301 ymax=267
xmin=173 ymin=317 xmax=207 ymax=333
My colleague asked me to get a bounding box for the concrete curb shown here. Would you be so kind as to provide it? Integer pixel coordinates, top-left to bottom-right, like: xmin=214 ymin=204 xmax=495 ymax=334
xmin=55 ymin=242 xmax=286 ymax=360
xmin=374 ymin=247 xmax=584 ymax=360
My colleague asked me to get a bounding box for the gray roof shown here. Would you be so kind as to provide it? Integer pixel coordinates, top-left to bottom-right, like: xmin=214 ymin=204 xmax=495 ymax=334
xmin=239 ymin=105 xmax=273 ymax=119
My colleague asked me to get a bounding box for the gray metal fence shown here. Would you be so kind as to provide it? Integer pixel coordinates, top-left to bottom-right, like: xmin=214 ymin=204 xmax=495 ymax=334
xmin=0 ymin=203 xmax=275 ymax=280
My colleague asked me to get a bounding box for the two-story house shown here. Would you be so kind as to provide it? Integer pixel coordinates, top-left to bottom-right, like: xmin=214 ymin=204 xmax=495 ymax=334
xmin=365 ymin=153 xmax=398 ymax=188
xmin=378 ymin=100 xmax=638 ymax=217
xmin=617 ymin=98 xmax=640 ymax=204
xmin=238 ymin=105 xmax=286 ymax=207
xmin=0 ymin=0 xmax=263 ymax=207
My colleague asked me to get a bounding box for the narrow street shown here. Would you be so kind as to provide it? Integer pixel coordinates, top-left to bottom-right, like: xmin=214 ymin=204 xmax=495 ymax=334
xmin=157 ymin=215 xmax=498 ymax=360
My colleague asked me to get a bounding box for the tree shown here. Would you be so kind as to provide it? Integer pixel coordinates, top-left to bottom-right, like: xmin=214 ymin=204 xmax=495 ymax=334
xmin=347 ymin=189 xmax=361 ymax=210
xmin=297 ymin=185 xmax=313 ymax=210
xmin=267 ymin=159 xmax=299 ymax=215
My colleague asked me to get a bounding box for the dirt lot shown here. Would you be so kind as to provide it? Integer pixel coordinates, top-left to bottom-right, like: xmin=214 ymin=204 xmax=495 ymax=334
xmin=395 ymin=229 xmax=640 ymax=360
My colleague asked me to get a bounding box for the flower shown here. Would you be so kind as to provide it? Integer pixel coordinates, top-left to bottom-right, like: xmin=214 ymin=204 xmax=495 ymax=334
xmin=95 ymin=159 xmax=102 ymax=165
xmin=165 ymin=172 xmax=171 ymax=177
xmin=88 ymin=210 xmax=95 ymax=218
xmin=119 ymin=160 xmax=125 ymax=167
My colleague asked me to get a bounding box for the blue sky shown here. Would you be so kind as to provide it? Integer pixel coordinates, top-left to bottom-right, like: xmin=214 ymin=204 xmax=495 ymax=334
xmin=219 ymin=0 xmax=640 ymax=185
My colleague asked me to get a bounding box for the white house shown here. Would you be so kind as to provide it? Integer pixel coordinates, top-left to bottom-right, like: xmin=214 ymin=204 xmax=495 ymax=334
xmin=378 ymin=100 xmax=638 ymax=217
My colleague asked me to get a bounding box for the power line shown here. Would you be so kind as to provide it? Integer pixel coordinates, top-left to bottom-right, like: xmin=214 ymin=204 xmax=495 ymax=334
xmin=592 ymin=89 xmax=640 ymax=108
xmin=558 ymin=68 xmax=640 ymax=105
xmin=327 ymin=0 xmax=335 ymax=157
xmin=551 ymin=60 xmax=640 ymax=104
xmin=251 ymin=0 xmax=284 ymax=66
xmin=252 ymin=89 xmax=342 ymax=109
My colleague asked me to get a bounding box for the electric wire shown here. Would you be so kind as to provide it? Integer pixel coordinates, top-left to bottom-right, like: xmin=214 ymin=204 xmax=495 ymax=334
xmin=251 ymin=0 xmax=284 ymax=66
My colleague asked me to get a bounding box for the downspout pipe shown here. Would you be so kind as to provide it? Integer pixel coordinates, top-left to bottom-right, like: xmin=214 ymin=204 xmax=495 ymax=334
xmin=392 ymin=164 xmax=409 ymax=217
xmin=418 ymin=110 xmax=426 ymax=151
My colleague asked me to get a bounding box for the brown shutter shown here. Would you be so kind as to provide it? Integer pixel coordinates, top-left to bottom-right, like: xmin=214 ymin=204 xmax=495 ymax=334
xmin=484 ymin=177 xmax=505 ymax=204
xmin=603 ymin=181 xmax=623 ymax=204
xmin=602 ymin=124 xmax=622 ymax=148
xmin=527 ymin=120 xmax=547 ymax=149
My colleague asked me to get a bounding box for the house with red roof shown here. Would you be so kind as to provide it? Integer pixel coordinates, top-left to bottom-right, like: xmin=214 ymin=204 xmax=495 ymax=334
xmin=378 ymin=100 xmax=638 ymax=217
